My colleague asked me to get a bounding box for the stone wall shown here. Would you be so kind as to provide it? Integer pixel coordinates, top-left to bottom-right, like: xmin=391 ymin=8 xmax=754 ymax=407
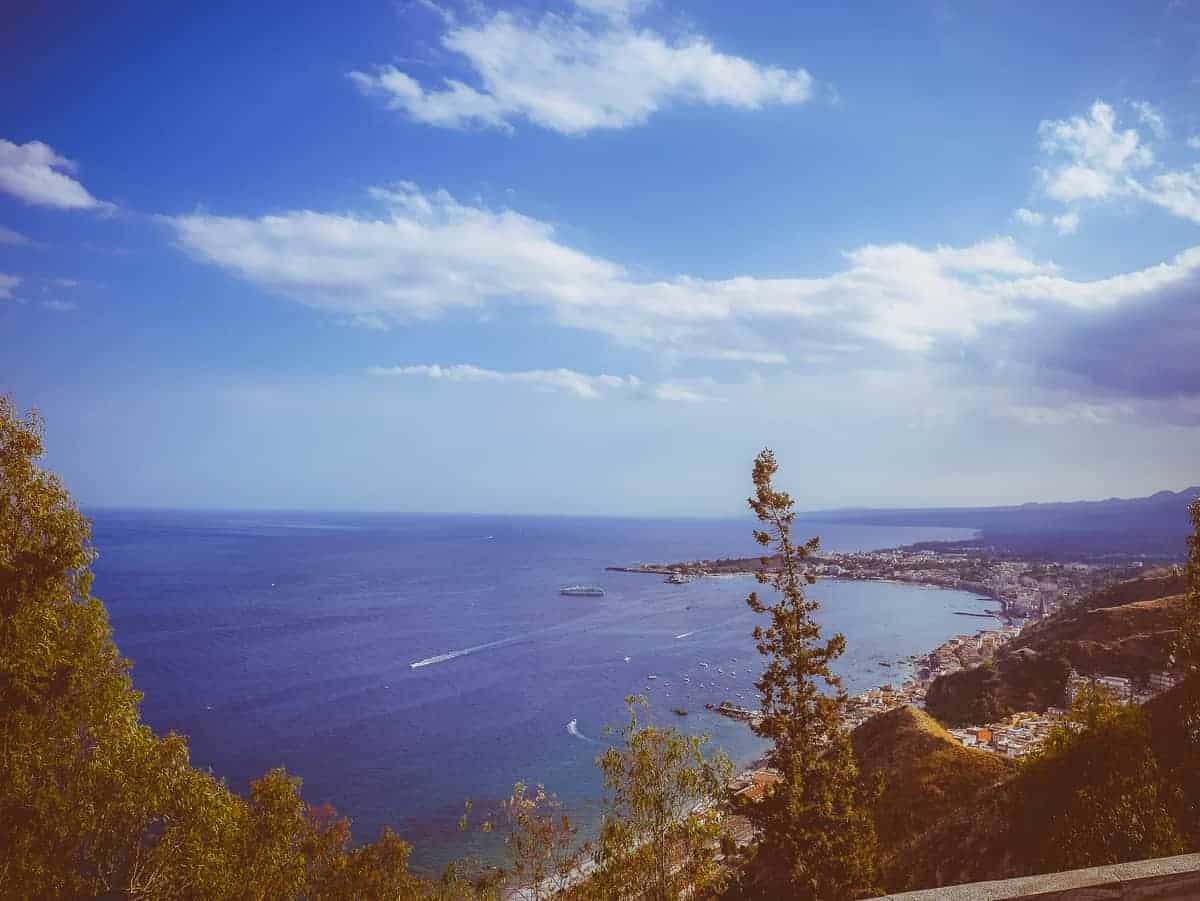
xmin=878 ymin=853 xmax=1200 ymax=900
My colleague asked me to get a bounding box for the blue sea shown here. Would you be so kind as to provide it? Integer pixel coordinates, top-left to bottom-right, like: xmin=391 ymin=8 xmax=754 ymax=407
xmin=89 ymin=510 xmax=988 ymax=872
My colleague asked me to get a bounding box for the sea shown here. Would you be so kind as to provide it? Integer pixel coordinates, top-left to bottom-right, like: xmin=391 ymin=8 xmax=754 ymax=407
xmin=88 ymin=510 xmax=991 ymax=873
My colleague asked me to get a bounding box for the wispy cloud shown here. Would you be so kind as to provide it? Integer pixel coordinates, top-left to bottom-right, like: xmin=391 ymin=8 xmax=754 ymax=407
xmin=0 ymin=139 xmax=112 ymax=211
xmin=349 ymin=4 xmax=815 ymax=134
xmin=1036 ymin=101 xmax=1153 ymax=203
xmin=368 ymin=362 xmax=708 ymax=402
xmin=40 ymin=299 xmax=78 ymax=312
xmin=0 ymin=224 xmax=34 ymax=246
xmin=1052 ymin=211 xmax=1080 ymax=235
xmin=1130 ymin=100 xmax=1167 ymax=140
xmin=1033 ymin=100 xmax=1200 ymax=225
xmin=166 ymin=180 xmax=1200 ymax=392
xmin=0 ymin=272 xmax=19 ymax=299
xmin=166 ymin=184 xmax=1078 ymax=358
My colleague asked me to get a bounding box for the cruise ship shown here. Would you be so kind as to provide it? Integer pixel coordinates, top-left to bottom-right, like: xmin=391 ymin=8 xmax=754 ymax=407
xmin=559 ymin=585 xmax=605 ymax=597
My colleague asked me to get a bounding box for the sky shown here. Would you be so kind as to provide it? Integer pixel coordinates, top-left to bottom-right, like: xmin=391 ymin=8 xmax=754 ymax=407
xmin=1 ymin=0 xmax=1199 ymax=516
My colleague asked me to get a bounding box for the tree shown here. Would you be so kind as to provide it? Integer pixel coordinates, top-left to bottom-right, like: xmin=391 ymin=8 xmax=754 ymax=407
xmin=1010 ymin=683 xmax=1183 ymax=872
xmin=0 ymin=396 xmax=434 ymax=899
xmin=738 ymin=449 xmax=878 ymax=900
xmin=489 ymin=782 xmax=586 ymax=901
xmin=590 ymin=696 xmax=732 ymax=901
xmin=1176 ymin=497 xmax=1200 ymax=672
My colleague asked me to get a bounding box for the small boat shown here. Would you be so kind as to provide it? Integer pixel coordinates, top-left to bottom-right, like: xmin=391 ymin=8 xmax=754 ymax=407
xmin=665 ymin=572 xmax=689 ymax=584
xmin=623 ymin=656 xmax=631 ymax=662
xmin=672 ymin=707 xmax=689 ymax=717
xmin=647 ymin=674 xmax=658 ymax=680
xmin=560 ymin=585 xmax=605 ymax=597
xmin=698 ymin=662 xmax=709 ymax=668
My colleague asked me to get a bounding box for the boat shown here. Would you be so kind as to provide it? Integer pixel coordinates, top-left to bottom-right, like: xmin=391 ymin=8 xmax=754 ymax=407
xmin=664 ymin=572 xmax=689 ymax=584
xmin=560 ymin=585 xmax=605 ymax=597
xmin=672 ymin=707 xmax=689 ymax=717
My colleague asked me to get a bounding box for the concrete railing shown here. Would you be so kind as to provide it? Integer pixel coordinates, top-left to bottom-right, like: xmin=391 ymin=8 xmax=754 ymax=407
xmin=877 ymin=853 xmax=1200 ymax=900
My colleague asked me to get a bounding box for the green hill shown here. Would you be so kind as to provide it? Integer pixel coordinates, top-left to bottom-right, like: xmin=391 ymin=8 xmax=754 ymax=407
xmin=925 ymin=573 xmax=1188 ymax=726
xmin=850 ymin=705 xmax=1015 ymax=887
xmin=872 ymin=677 xmax=1199 ymax=892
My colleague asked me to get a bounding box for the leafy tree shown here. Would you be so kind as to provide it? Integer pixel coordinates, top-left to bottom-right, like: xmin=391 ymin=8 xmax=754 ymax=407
xmin=0 ymin=396 xmax=434 ymax=899
xmin=739 ymin=449 xmax=878 ymax=900
xmin=489 ymin=782 xmax=586 ymax=901
xmin=1177 ymin=497 xmax=1200 ymax=672
xmin=590 ymin=696 xmax=732 ymax=901
xmin=1010 ymin=683 xmax=1183 ymax=871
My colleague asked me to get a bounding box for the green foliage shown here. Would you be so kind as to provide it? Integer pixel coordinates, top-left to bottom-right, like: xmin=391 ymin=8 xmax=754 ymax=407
xmin=590 ymin=696 xmax=732 ymax=901
xmin=849 ymin=705 xmax=1016 ymax=889
xmin=1177 ymin=497 xmax=1200 ymax=671
xmin=485 ymin=782 xmax=585 ymax=901
xmin=738 ymin=449 xmax=878 ymax=900
xmin=1146 ymin=673 xmax=1200 ymax=849
xmin=1009 ymin=684 xmax=1184 ymax=872
xmin=0 ymin=396 xmax=435 ymax=899
xmin=925 ymin=653 xmax=1072 ymax=726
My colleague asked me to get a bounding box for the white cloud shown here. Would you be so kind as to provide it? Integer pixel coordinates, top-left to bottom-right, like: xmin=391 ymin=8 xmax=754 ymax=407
xmin=996 ymin=245 xmax=1200 ymax=311
xmin=1013 ymin=207 xmax=1045 ymax=226
xmin=169 ymin=187 xmax=1076 ymax=356
xmin=41 ymin=299 xmax=78 ymax=312
xmin=349 ymin=7 xmax=814 ymax=134
xmin=0 ymin=139 xmax=111 ymax=210
xmin=1131 ymin=100 xmax=1167 ymax=139
xmin=0 ymin=224 xmax=32 ymax=246
xmin=368 ymin=362 xmax=711 ymax=402
xmin=571 ymin=0 xmax=650 ymax=19
xmin=1032 ymin=99 xmax=1200 ymax=225
xmin=1037 ymin=101 xmax=1153 ymax=202
xmin=1189 ymin=136 xmax=1200 ymax=151
xmin=693 ymin=348 xmax=788 ymax=365
xmin=1052 ymin=211 xmax=1080 ymax=235
xmin=164 ymin=180 xmax=1200 ymax=388
xmin=0 ymin=272 xmax=19 ymax=299
xmin=650 ymin=381 xmax=710 ymax=403
xmin=1006 ymin=399 xmax=1136 ymax=427
xmin=1135 ymin=166 xmax=1200 ymax=223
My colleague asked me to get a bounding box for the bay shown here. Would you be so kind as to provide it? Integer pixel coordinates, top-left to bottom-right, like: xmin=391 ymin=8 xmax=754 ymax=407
xmin=89 ymin=510 xmax=988 ymax=871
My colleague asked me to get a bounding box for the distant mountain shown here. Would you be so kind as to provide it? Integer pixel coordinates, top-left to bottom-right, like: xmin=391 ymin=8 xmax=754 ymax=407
xmin=801 ymin=487 xmax=1200 ymax=560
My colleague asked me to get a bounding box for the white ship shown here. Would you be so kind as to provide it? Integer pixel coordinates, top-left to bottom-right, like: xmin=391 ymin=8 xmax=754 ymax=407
xmin=560 ymin=585 xmax=605 ymax=597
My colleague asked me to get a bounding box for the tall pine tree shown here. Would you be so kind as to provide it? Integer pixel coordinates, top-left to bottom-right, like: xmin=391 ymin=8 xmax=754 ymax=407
xmin=739 ymin=449 xmax=878 ymax=900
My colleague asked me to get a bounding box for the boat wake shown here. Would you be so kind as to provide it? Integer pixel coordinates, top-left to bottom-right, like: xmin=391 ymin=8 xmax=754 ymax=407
xmin=675 ymin=631 xmax=695 ymax=639
xmin=409 ymin=636 xmax=522 ymax=669
xmin=566 ymin=718 xmax=598 ymax=743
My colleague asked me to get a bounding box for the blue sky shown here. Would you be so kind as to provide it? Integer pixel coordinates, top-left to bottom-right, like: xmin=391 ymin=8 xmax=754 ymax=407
xmin=2 ymin=0 xmax=1199 ymax=515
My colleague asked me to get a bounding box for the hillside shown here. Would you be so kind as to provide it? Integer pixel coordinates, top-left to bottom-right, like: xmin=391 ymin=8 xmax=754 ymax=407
xmin=801 ymin=487 xmax=1199 ymax=559
xmin=851 ymin=681 xmax=1200 ymax=892
xmin=925 ymin=573 xmax=1188 ymax=725
xmin=850 ymin=706 xmax=1016 ymax=887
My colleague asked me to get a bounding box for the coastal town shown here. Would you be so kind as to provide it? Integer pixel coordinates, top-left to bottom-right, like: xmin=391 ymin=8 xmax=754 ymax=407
xmin=712 ymin=617 xmax=1187 ymax=766
xmin=610 ymin=543 xmax=1150 ymax=622
xmin=613 ymin=545 xmax=1185 ymax=765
